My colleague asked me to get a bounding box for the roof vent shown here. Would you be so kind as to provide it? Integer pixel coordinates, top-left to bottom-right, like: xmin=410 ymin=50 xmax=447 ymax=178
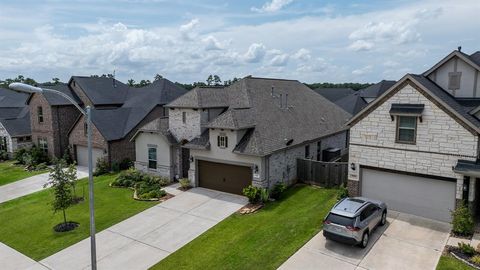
xmin=458 ymin=46 xmax=462 ymax=52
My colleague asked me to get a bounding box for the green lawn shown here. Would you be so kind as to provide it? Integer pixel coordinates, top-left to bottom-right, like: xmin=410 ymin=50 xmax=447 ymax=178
xmin=0 ymin=161 xmax=47 ymax=186
xmin=151 ymin=185 xmax=339 ymax=270
xmin=437 ymin=255 xmax=475 ymax=270
xmin=0 ymin=173 xmax=159 ymax=260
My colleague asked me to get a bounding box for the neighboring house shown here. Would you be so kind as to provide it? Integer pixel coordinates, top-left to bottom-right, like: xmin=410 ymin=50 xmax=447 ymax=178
xmin=347 ymin=48 xmax=480 ymax=223
xmin=359 ymin=80 xmax=396 ymax=103
xmin=0 ymin=88 xmax=32 ymax=154
xmin=68 ymin=77 xmax=187 ymax=168
xmin=27 ymin=83 xmax=83 ymax=158
xmin=313 ymin=88 xmax=355 ymax=103
xmin=135 ymin=77 xmax=351 ymax=194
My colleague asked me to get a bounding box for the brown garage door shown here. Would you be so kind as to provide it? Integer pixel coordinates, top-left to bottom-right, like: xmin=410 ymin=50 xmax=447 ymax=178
xmin=198 ymin=160 xmax=252 ymax=195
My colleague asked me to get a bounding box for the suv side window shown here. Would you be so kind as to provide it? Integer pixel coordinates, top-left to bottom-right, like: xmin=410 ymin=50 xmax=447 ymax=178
xmin=360 ymin=204 xmax=376 ymax=221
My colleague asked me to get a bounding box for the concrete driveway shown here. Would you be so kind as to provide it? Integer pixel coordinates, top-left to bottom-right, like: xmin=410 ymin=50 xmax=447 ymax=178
xmin=0 ymin=166 xmax=88 ymax=204
xmin=279 ymin=211 xmax=451 ymax=270
xmin=40 ymin=187 xmax=247 ymax=270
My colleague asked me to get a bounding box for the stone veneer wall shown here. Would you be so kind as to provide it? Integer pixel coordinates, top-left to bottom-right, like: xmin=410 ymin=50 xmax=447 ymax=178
xmin=348 ymin=82 xmax=478 ymax=201
xmin=169 ymin=108 xmax=202 ymax=142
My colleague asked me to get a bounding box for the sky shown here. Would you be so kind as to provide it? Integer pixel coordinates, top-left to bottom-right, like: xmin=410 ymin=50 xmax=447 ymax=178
xmin=0 ymin=0 xmax=479 ymax=84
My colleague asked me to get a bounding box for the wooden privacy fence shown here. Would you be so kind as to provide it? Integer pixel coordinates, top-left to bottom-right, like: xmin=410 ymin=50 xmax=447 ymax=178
xmin=297 ymin=158 xmax=348 ymax=187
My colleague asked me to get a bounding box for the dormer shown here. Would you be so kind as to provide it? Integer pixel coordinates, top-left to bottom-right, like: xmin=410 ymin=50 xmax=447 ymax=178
xmin=423 ymin=48 xmax=480 ymax=98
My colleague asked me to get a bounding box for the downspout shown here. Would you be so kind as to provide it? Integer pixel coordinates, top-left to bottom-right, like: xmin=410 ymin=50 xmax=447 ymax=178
xmin=265 ymin=155 xmax=270 ymax=189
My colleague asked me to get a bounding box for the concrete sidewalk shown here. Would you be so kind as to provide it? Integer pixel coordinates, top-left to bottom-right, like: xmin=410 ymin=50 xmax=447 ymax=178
xmin=40 ymin=187 xmax=247 ymax=270
xmin=0 ymin=243 xmax=49 ymax=270
xmin=0 ymin=166 xmax=88 ymax=204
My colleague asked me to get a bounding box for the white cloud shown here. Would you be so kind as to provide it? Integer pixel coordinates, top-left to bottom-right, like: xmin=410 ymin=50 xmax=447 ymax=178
xmin=251 ymin=0 xmax=293 ymax=13
xmin=352 ymin=65 xmax=373 ymax=76
xmin=348 ymin=40 xmax=374 ymax=51
xmin=269 ymin=53 xmax=289 ymax=66
xmin=243 ymin=43 xmax=267 ymax=63
xmin=292 ymin=48 xmax=311 ymax=61
xmin=179 ymin=18 xmax=199 ymax=40
xmin=202 ymin=35 xmax=223 ymax=50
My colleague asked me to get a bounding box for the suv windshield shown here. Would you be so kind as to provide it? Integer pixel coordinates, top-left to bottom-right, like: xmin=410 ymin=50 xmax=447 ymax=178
xmin=326 ymin=213 xmax=355 ymax=226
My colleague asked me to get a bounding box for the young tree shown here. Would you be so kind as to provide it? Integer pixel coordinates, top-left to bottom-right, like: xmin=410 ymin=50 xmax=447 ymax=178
xmin=206 ymin=75 xmax=213 ymax=86
xmin=127 ymin=79 xmax=135 ymax=86
xmin=45 ymin=159 xmax=76 ymax=231
xmin=213 ymin=75 xmax=222 ymax=86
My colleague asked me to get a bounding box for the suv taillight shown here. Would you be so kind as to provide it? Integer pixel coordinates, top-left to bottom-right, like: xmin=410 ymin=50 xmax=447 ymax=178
xmin=346 ymin=226 xmax=360 ymax=231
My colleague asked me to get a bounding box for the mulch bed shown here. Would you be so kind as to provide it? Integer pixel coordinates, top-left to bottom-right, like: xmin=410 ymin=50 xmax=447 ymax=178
xmin=110 ymin=182 xmax=174 ymax=202
xmin=54 ymin=221 xmax=79 ymax=232
xmin=177 ymin=186 xmax=192 ymax=191
xmin=450 ymin=232 xmax=474 ymax=240
xmin=238 ymin=203 xmax=263 ymax=214
xmin=447 ymin=246 xmax=480 ymax=269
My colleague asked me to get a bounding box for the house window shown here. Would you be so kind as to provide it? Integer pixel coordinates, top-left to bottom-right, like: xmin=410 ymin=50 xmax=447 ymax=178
xmin=84 ymin=121 xmax=88 ymax=136
xmin=38 ymin=138 xmax=48 ymax=154
xmin=148 ymin=147 xmax=157 ymax=169
xmin=217 ymin=134 xmax=228 ymax=148
xmin=25 ymin=136 xmax=31 ymax=142
xmin=448 ymin=72 xmax=462 ymax=90
xmin=316 ymin=141 xmax=322 ymax=161
xmin=305 ymin=144 xmax=310 ymax=159
xmin=182 ymin=112 xmax=186 ymax=124
xmin=396 ymin=116 xmax=417 ymax=144
xmin=37 ymin=106 xmax=44 ymax=123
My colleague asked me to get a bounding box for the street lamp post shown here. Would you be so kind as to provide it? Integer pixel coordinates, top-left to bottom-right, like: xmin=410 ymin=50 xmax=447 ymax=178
xmin=9 ymin=83 xmax=97 ymax=270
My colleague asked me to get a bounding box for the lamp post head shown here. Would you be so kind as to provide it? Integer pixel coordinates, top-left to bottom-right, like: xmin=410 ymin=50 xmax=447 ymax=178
xmin=9 ymin=83 xmax=43 ymax=93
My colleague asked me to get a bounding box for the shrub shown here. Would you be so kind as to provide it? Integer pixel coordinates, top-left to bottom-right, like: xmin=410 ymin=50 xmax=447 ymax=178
xmin=119 ymin=158 xmax=133 ymax=170
xmin=0 ymin=150 xmax=9 ymax=161
xmin=270 ymin=182 xmax=287 ymax=200
xmin=111 ymin=162 xmax=120 ymax=173
xmin=13 ymin=148 xmax=28 ymax=163
xmin=29 ymin=146 xmax=49 ymax=165
xmin=179 ymin=178 xmax=191 ymax=189
xmin=472 ymin=255 xmax=480 ymax=265
xmin=35 ymin=162 xmax=48 ymax=171
xmin=259 ymin=188 xmax=269 ymax=203
xmin=111 ymin=168 xmax=146 ymax=188
xmin=459 ymin=242 xmax=476 ymax=256
xmin=337 ymin=184 xmax=349 ymax=200
xmin=243 ymin=185 xmax=259 ymax=203
xmin=62 ymin=147 xmax=74 ymax=165
xmin=159 ymin=177 xmax=170 ymax=187
xmin=93 ymin=157 xmax=110 ymax=176
xmin=452 ymin=204 xmax=475 ymax=236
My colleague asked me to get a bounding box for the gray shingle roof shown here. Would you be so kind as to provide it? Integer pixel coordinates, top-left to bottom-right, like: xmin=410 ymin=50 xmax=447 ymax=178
xmin=166 ymin=86 xmax=228 ymax=108
xmin=468 ymin=51 xmax=480 ymax=67
xmin=334 ymin=92 xmax=368 ymax=115
xmin=86 ymin=78 xmax=187 ymax=141
xmin=38 ymin=83 xmax=82 ymax=106
xmin=184 ymin=130 xmax=210 ymax=150
xmin=71 ymin=76 xmax=130 ymax=105
xmin=133 ymin=118 xmax=177 ymax=144
xmin=205 ymin=108 xmax=255 ymax=130
xmin=360 ymin=80 xmax=396 ymax=98
xmin=312 ymin=88 xmax=354 ymax=102
xmin=0 ymin=107 xmax=31 ymax=136
xmin=184 ymin=77 xmax=352 ymax=156
xmin=0 ymin=87 xmax=29 ymax=107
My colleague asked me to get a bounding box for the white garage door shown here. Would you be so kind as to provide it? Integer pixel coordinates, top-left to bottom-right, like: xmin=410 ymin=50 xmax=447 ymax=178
xmin=76 ymin=146 xmax=105 ymax=169
xmin=361 ymin=168 xmax=456 ymax=222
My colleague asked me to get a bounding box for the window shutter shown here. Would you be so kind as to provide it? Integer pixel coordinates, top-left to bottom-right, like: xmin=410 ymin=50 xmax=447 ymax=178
xmin=217 ymin=136 xmax=220 ymax=147
xmin=225 ymin=136 xmax=228 ymax=148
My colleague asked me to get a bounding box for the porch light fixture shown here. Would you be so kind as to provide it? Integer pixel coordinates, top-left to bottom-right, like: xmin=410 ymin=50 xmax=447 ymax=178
xmin=9 ymin=82 xmax=98 ymax=270
xmin=189 ymin=156 xmax=194 ymax=163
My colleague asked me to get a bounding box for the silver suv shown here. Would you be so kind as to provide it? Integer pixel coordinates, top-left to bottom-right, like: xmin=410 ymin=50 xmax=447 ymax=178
xmin=323 ymin=197 xmax=387 ymax=248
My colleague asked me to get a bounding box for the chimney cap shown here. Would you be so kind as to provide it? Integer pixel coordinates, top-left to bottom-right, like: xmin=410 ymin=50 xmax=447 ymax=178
xmin=458 ymin=46 xmax=462 ymax=52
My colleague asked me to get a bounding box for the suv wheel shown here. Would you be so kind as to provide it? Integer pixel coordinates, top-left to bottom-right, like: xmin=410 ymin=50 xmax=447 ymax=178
xmin=380 ymin=210 xmax=387 ymax=226
xmin=360 ymin=231 xmax=369 ymax=248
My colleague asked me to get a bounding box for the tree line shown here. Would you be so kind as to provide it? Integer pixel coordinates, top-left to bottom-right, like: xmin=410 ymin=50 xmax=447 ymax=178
xmin=1 ymin=74 xmax=372 ymax=91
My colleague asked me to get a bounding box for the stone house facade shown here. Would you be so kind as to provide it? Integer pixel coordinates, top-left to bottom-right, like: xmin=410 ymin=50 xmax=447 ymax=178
xmin=346 ymin=49 xmax=480 ymax=222
xmin=134 ymin=77 xmax=351 ymax=194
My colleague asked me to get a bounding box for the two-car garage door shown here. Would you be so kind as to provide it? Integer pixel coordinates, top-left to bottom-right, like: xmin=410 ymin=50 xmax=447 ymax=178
xmin=198 ymin=160 xmax=252 ymax=195
xmin=361 ymin=168 xmax=456 ymax=222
